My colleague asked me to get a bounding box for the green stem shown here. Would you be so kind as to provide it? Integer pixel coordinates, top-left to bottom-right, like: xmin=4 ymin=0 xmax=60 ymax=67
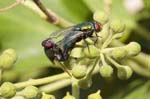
xmin=121 ymin=59 xmax=150 ymax=78
xmin=0 ymin=69 xmax=2 ymax=83
xmin=22 ymin=0 xmax=73 ymax=27
xmin=101 ymin=29 xmax=113 ymax=49
xmin=14 ymin=73 xmax=69 ymax=89
xmin=131 ymin=53 xmax=150 ymax=69
xmin=100 ymin=53 xmax=107 ymax=65
xmin=39 ymin=79 xmax=71 ymax=93
xmin=105 ymin=55 xmax=120 ymax=68
xmin=87 ymin=57 xmax=99 ymax=76
xmin=111 ymin=40 xmax=149 ymax=67
xmin=0 ymin=0 xmax=23 ymax=12
xmin=72 ymin=78 xmax=80 ymax=99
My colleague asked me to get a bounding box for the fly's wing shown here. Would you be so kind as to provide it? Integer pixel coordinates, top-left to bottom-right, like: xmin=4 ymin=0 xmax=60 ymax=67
xmin=58 ymin=30 xmax=85 ymax=47
xmin=49 ymin=26 xmax=74 ymax=43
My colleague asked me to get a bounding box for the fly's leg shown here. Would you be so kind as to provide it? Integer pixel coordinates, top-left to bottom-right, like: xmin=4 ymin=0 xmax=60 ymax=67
xmin=91 ymin=33 xmax=102 ymax=46
xmin=83 ymin=39 xmax=90 ymax=54
xmin=63 ymin=48 xmax=70 ymax=60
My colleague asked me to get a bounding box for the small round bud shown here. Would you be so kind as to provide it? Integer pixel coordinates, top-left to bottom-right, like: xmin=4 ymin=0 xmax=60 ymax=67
xmin=111 ymin=47 xmax=127 ymax=59
xmin=62 ymin=92 xmax=76 ymax=99
xmin=0 ymin=82 xmax=16 ymax=98
xmin=93 ymin=11 xmax=109 ymax=25
xmin=84 ymin=45 xmax=99 ymax=58
xmin=88 ymin=90 xmax=102 ymax=99
xmin=110 ymin=19 xmax=125 ymax=33
xmin=12 ymin=96 xmax=25 ymax=99
xmin=72 ymin=65 xmax=87 ymax=79
xmin=125 ymin=42 xmax=141 ymax=56
xmin=99 ymin=65 xmax=113 ymax=78
xmin=22 ymin=86 xmax=39 ymax=99
xmin=3 ymin=49 xmax=17 ymax=60
xmin=78 ymin=77 xmax=92 ymax=89
xmin=0 ymin=49 xmax=17 ymax=69
xmin=117 ymin=65 xmax=133 ymax=80
xmin=42 ymin=92 xmax=55 ymax=99
xmin=71 ymin=48 xmax=83 ymax=58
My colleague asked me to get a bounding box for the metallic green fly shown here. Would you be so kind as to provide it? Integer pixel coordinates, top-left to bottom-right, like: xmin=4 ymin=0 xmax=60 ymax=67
xmin=42 ymin=21 xmax=102 ymax=62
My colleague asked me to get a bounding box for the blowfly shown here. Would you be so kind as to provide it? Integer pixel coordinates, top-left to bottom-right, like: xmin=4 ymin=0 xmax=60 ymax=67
xmin=42 ymin=21 xmax=102 ymax=62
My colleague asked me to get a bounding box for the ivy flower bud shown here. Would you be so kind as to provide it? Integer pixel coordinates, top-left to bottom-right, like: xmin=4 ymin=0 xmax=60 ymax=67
xmin=0 ymin=49 xmax=17 ymax=69
xmin=111 ymin=47 xmax=127 ymax=59
xmin=0 ymin=82 xmax=16 ymax=98
xmin=117 ymin=65 xmax=133 ymax=80
xmin=3 ymin=49 xmax=17 ymax=60
xmin=84 ymin=45 xmax=99 ymax=58
xmin=62 ymin=92 xmax=76 ymax=99
xmin=22 ymin=86 xmax=39 ymax=99
xmin=41 ymin=92 xmax=55 ymax=99
xmin=93 ymin=11 xmax=109 ymax=25
xmin=99 ymin=65 xmax=113 ymax=78
xmin=125 ymin=42 xmax=141 ymax=56
xmin=110 ymin=19 xmax=125 ymax=33
xmin=88 ymin=90 xmax=102 ymax=99
xmin=72 ymin=65 xmax=87 ymax=79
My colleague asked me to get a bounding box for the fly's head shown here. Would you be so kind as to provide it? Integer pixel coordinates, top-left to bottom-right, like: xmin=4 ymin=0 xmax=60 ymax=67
xmin=42 ymin=38 xmax=56 ymax=62
xmin=93 ymin=21 xmax=102 ymax=32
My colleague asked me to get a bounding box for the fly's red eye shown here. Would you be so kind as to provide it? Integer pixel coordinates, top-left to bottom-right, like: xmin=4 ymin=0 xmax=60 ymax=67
xmin=95 ymin=22 xmax=102 ymax=32
xmin=42 ymin=39 xmax=53 ymax=48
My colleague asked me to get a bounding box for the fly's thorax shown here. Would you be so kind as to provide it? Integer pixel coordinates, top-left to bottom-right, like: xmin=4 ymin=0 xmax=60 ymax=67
xmin=74 ymin=22 xmax=94 ymax=31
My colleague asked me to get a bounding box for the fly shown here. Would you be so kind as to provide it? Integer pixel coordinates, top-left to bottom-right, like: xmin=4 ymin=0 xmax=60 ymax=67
xmin=42 ymin=21 xmax=102 ymax=62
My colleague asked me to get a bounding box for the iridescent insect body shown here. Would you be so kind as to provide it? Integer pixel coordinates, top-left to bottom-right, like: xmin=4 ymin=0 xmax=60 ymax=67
xmin=42 ymin=21 xmax=102 ymax=62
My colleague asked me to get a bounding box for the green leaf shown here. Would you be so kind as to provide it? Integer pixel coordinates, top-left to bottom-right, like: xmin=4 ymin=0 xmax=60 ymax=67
xmin=108 ymin=79 xmax=150 ymax=99
xmin=0 ymin=1 xmax=58 ymax=73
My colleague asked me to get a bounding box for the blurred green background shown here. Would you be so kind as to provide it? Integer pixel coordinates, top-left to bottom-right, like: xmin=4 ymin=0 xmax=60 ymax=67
xmin=0 ymin=0 xmax=149 ymax=99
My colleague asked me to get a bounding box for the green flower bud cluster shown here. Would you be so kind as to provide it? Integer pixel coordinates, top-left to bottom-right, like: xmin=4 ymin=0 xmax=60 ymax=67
xmin=0 ymin=49 xmax=17 ymax=70
xmin=0 ymin=82 xmax=16 ymax=98
xmin=88 ymin=90 xmax=102 ymax=99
